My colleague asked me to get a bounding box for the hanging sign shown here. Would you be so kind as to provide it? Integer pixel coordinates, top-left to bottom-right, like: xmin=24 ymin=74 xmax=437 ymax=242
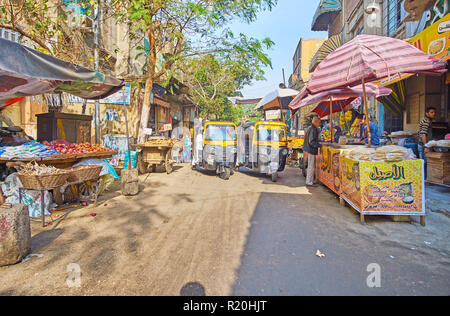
xmin=67 ymin=85 xmax=131 ymax=104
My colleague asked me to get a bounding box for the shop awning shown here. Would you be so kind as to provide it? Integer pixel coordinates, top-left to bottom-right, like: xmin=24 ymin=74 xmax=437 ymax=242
xmin=0 ymin=38 xmax=124 ymax=107
xmin=375 ymin=14 xmax=450 ymax=87
xmin=311 ymin=0 xmax=342 ymax=31
xmin=378 ymin=81 xmax=406 ymax=116
xmin=309 ymin=34 xmax=343 ymax=73
xmin=305 ymin=34 xmax=446 ymax=95
xmin=255 ymin=88 xmax=299 ymax=110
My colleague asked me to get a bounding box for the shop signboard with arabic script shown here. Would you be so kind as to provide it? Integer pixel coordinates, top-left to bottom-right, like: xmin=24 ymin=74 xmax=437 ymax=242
xmin=340 ymin=157 xmax=425 ymax=215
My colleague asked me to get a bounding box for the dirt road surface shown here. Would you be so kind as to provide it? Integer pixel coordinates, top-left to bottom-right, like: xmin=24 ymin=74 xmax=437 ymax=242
xmin=0 ymin=165 xmax=449 ymax=295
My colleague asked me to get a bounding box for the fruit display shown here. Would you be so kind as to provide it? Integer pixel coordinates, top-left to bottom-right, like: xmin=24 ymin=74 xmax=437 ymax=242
xmin=322 ymin=129 xmax=332 ymax=141
xmin=340 ymin=111 xmax=353 ymax=129
xmin=42 ymin=140 xmax=85 ymax=155
xmin=74 ymin=143 xmax=111 ymax=153
xmin=18 ymin=162 xmax=67 ymax=176
xmin=143 ymin=139 xmax=176 ymax=146
xmin=348 ymin=120 xmax=359 ymax=136
xmin=288 ymin=138 xmax=304 ymax=148
xmin=0 ymin=139 xmax=116 ymax=161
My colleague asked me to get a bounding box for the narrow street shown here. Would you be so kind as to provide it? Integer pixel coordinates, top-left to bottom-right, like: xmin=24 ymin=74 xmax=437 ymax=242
xmin=1 ymin=166 xmax=449 ymax=296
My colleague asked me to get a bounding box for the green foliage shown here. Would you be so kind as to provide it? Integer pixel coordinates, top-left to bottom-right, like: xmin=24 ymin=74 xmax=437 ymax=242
xmin=181 ymin=52 xmax=269 ymax=122
xmin=0 ymin=0 xmax=98 ymax=67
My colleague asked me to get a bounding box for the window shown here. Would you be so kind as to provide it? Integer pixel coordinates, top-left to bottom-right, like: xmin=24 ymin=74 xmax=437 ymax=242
xmin=205 ymin=125 xmax=237 ymax=142
xmin=383 ymin=0 xmax=406 ymax=36
xmin=0 ymin=28 xmax=19 ymax=42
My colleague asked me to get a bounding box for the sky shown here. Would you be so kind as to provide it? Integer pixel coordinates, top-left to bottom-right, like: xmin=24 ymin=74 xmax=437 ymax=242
xmin=229 ymin=0 xmax=328 ymax=99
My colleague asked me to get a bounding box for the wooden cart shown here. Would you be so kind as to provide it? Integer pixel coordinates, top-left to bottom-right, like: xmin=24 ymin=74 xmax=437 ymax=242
xmin=134 ymin=144 xmax=175 ymax=175
xmin=1 ymin=151 xmax=117 ymax=203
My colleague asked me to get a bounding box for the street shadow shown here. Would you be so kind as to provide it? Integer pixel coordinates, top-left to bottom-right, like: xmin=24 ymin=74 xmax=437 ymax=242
xmin=180 ymin=282 xmax=206 ymax=296
xmin=237 ymin=167 xmax=305 ymax=188
xmin=31 ymin=228 xmax=64 ymax=253
xmin=172 ymin=193 xmax=194 ymax=205
xmin=232 ymin=191 xmax=450 ymax=296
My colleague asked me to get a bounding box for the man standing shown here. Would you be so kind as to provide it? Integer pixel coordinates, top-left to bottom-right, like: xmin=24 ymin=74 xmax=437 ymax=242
xmin=303 ymin=116 xmax=322 ymax=187
xmin=418 ymin=107 xmax=436 ymax=178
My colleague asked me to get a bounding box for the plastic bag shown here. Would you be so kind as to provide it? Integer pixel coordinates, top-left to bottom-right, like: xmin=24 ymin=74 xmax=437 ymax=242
xmin=102 ymin=159 xmax=119 ymax=180
xmin=73 ymin=158 xmax=112 ymax=177
xmin=1 ymin=173 xmax=53 ymax=217
xmin=123 ymin=151 xmax=138 ymax=169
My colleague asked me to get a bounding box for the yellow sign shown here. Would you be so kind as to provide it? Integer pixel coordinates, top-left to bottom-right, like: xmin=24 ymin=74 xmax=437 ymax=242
xmin=409 ymin=13 xmax=450 ymax=60
xmin=376 ymin=14 xmax=450 ymax=87
xmin=340 ymin=157 xmax=425 ymax=215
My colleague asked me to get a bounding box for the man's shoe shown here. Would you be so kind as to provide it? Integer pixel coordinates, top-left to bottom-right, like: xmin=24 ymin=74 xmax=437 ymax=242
xmin=306 ymin=183 xmax=318 ymax=187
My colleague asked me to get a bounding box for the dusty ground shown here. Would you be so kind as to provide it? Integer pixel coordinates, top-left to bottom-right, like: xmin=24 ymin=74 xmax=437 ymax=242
xmin=0 ymin=165 xmax=449 ymax=295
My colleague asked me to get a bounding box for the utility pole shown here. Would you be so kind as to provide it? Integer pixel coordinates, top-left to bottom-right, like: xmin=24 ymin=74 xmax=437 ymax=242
xmin=94 ymin=1 xmax=101 ymax=144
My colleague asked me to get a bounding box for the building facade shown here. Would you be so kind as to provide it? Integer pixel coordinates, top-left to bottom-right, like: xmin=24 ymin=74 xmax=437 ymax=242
xmin=0 ymin=1 xmax=196 ymax=142
xmin=306 ymin=0 xmax=449 ymax=137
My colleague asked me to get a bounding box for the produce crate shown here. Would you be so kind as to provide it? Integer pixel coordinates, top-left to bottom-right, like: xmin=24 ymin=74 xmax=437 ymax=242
xmin=18 ymin=172 xmax=69 ymax=190
xmin=426 ymin=152 xmax=450 ymax=185
xmin=67 ymin=165 xmax=103 ymax=183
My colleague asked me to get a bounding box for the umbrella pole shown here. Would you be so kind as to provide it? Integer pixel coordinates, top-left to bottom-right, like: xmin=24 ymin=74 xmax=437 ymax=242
xmin=361 ymin=78 xmax=372 ymax=147
xmin=123 ymin=86 xmax=132 ymax=170
xmin=329 ymin=98 xmax=333 ymax=144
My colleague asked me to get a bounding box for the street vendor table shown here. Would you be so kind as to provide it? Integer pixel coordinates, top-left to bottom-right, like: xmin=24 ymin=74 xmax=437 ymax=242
xmin=0 ymin=151 xmax=117 ymax=168
xmin=288 ymin=147 xmax=306 ymax=177
xmin=134 ymin=144 xmax=175 ymax=174
xmin=18 ymin=173 xmax=106 ymax=227
xmin=3 ymin=151 xmax=118 ymax=221
xmin=316 ymin=144 xmax=426 ymax=225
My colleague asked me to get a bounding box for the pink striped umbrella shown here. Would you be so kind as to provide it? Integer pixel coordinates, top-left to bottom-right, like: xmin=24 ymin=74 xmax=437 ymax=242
xmin=289 ymin=83 xmax=392 ymax=111
xmin=302 ymin=34 xmax=446 ymax=146
xmin=306 ymin=34 xmax=447 ymax=94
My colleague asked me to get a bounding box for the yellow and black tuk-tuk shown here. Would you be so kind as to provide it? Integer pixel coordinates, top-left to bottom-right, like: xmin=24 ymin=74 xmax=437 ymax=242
xmin=192 ymin=119 xmax=237 ymax=180
xmin=237 ymin=121 xmax=289 ymax=182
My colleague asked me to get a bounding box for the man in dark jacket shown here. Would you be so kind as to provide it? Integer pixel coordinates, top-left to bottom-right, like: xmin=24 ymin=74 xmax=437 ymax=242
xmin=304 ymin=116 xmax=322 ymax=187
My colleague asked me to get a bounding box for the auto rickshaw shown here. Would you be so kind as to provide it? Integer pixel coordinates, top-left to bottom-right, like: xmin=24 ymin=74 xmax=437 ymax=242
xmin=192 ymin=119 xmax=237 ymax=180
xmin=237 ymin=121 xmax=289 ymax=182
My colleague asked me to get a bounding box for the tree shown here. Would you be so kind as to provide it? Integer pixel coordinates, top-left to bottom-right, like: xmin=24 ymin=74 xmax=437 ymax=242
xmin=114 ymin=0 xmax=276 ymax=142
xmin=0 ymin=0 xmax=108 ymax=69
xmin=180 ymin=49 xmax=273 ymax=123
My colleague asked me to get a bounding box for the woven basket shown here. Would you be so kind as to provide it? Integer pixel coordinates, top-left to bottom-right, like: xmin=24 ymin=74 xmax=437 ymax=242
xmin=18 ymin=172 xmax=69 ymax=190
xmin=67 ymin=165 xmax=103 ymax=183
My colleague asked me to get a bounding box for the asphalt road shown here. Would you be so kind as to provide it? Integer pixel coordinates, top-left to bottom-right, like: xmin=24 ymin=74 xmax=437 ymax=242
xmin=1 ymin=165 xmax=449 ymax=296
xmin=232 ymin=189 xmax=450 ymax=296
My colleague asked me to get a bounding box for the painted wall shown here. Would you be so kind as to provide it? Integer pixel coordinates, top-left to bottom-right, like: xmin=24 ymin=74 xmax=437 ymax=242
xmin=300 ymin=38 xmax=327 ymax=83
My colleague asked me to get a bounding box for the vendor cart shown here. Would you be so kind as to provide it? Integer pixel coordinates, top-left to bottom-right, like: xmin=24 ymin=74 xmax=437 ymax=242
xmin=2 ymin=150 xmax=117 ymax=205
xmin=134 ymin=144 xmax=175 ymax=174
xmin=289 ymin=146 xmax=306 ymax=177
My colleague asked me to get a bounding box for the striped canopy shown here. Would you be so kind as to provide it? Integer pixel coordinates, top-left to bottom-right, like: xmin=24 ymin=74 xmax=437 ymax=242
xmin=378 ymin=81 xmax=406 ymax=116
xmin=312 ymin=0 xmax=342 ymax=31
xmin=309 ymin=34 xmax=343 ymax=73
xmin=305 ymin=34 xmax=447 ymax=95
xmin=289 ymin=83 xmax=392 ymax=115
xmin=255 ymin=88 xmax=299 ymax=110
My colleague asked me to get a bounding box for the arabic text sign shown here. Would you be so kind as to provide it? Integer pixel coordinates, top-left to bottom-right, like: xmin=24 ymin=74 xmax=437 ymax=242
xmin=357 ymin=159 xmax=424 ymax=215
xmin=317 ymin=146 xmax=342 ymax=195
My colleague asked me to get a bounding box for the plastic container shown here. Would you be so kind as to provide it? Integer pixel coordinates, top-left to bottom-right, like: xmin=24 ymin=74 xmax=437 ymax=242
xmin=123 ymin=151 xmax=138 ymax=169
